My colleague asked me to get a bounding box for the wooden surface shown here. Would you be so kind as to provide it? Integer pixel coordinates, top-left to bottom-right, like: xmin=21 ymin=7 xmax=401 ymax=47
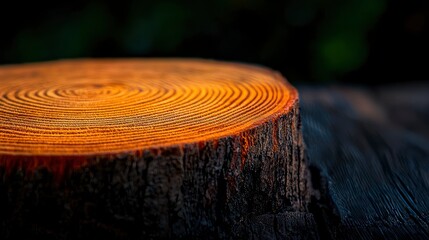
xmin=300 ymin=83 xmax=429 ymax=239
xmin=0 ymin=59 xmax=296 ymax=155
xmin=2 ymin=58 xmax=427 ymax=239
xmin=0 ymin=59 xmax=311 ymax=239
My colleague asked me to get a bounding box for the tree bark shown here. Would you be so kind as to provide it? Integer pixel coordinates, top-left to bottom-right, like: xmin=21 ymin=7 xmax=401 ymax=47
xmin=0 ymin=59 xmax=311 ymax=239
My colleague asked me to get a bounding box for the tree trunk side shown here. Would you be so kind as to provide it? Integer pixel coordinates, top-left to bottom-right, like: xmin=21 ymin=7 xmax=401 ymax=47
xmin=0 ymin=100 xmax=310 ymax=239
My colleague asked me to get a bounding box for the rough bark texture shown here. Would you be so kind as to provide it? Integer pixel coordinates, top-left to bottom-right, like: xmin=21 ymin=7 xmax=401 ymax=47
xmin=0 ymin=101 xmax=310 ymax=239
xmin=233 ymin=212 xmax=319 ymax=239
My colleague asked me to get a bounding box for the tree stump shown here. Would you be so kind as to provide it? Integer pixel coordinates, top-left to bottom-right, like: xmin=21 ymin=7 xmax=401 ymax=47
xmin=0 ymin=59 xmax=311 ymax=239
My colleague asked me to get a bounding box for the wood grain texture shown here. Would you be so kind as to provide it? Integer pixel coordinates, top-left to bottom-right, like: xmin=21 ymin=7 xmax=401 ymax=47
xmin=300 ymin=84 xmax=429 ymax=239
xmin=0 ymin=59 xmax=295 ymax=155
xmin=0 ymin=59 xmax=311 ymax=239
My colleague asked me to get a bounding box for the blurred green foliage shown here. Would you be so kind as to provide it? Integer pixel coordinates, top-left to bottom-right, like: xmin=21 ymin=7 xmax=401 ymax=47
xmin=1 ymin=0 xmax=427 ymax=82
xmin=314 ymin=0 xmax=386 ymax=79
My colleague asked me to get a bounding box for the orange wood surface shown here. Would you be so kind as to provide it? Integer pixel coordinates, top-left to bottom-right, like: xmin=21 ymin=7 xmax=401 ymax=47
xmin=0 ymin=59 xmax=297 ymax=157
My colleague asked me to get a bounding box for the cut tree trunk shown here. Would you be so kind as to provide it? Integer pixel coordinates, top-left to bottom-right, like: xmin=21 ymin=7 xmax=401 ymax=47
xmin=0 ymin=59 xmax=311 ymax=239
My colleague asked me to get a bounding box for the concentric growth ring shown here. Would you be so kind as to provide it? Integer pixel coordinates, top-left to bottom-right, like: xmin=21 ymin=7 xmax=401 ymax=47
xmin=0 ymin=59 xmax=296 ymax=155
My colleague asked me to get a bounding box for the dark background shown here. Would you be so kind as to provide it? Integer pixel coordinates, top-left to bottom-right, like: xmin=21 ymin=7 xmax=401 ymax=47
xmin=0 ymin=0 xmax=428 ymax=83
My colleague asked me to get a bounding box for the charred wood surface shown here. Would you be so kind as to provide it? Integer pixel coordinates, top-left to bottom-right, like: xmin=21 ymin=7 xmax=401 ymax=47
xmin=300 ymin=84 xmax=429 ymax=239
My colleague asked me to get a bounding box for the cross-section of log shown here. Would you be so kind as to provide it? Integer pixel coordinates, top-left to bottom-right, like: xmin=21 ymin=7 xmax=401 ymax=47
xmin=0 ymin=59 xmax=310 ymax=239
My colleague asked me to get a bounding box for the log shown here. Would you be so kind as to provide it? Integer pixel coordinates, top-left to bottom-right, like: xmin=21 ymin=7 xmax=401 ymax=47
xmin=0 ymin=59 xmax=311 ymax=239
